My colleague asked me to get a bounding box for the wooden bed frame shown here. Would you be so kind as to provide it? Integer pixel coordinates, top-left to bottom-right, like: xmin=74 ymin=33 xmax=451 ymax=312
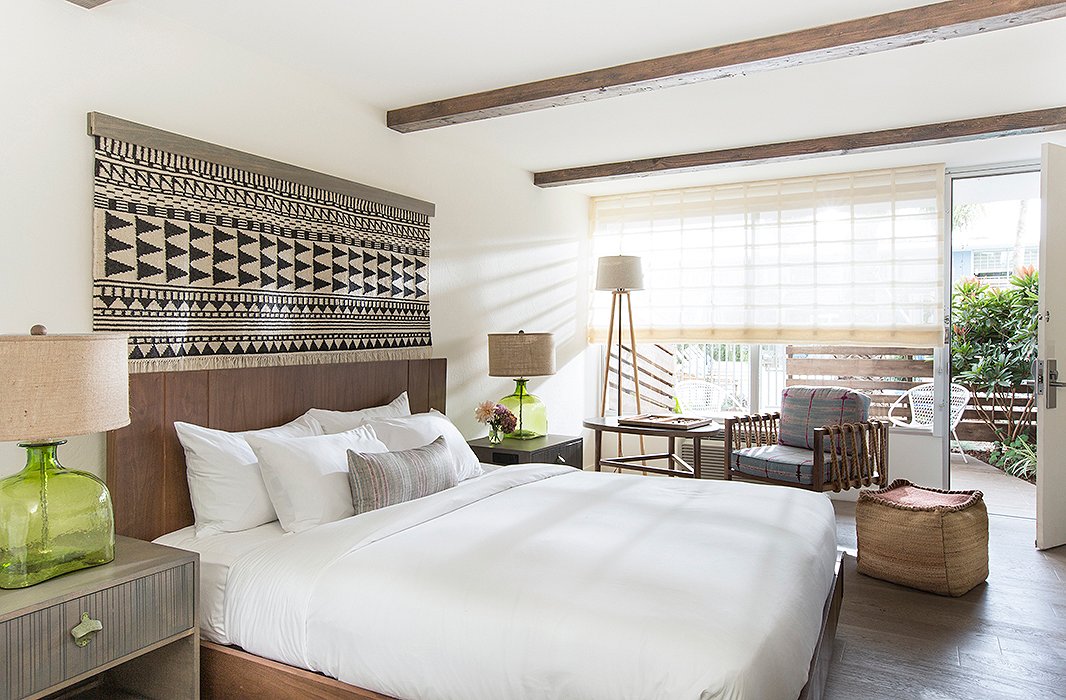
xmin=106 ymin=358 xmax=842 ymax=700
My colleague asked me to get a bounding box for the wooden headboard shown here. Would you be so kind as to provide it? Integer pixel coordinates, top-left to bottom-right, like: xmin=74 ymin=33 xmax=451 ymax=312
xmin=106 ymin=358 xmax=447 ymax=541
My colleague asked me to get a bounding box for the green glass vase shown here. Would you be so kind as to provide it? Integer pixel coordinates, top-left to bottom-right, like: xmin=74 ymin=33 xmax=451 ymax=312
xmin=498 ymin=378 xmax=547 ymax=440
xmin=0 ymin=441 xmax=115 ymax=589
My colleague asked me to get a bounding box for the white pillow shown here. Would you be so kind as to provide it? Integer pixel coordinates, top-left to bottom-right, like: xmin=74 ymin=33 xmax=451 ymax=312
xmin=364 ymin=410 xmax=483 ymax=481
xmin=305 ymin=391 xmax=411 ymax=434
xmin=246 ymin=425 xmax=389 ymax=533
xmin=175 ymin=415 xmax=322 ymax=536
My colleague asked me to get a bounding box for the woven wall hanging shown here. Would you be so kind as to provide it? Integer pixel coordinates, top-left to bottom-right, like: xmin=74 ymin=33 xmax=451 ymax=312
xmin=89 ymin=114 xmax=433 ymax=372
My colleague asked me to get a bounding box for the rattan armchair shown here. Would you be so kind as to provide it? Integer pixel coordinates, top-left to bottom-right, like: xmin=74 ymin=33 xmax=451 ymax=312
xmin=724 ymin=387 xmax=890 ymax=493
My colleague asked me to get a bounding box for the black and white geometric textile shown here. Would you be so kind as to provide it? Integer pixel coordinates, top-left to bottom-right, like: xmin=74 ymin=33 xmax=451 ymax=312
xmin=92 ymin=137 xmax=432 ymax=371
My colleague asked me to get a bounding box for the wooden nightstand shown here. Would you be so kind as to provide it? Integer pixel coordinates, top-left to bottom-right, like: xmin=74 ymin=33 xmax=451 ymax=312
xmin=468 ymin=434 xmax=583 ymax=469
xmin=0 ymin=536 xmax=199 ymax=700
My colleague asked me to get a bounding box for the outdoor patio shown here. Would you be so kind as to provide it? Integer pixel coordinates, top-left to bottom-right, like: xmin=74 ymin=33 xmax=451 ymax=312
xmin=951 ymin=454 xmax=1036 ymax=520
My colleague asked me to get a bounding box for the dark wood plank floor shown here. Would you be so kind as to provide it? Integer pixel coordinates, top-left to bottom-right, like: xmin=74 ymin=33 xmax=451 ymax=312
xmin=826 ymin=502 xmax=1066 ymax=700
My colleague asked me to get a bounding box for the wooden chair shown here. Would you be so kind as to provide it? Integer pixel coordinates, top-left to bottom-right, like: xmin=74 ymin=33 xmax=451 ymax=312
xmin=724 ymin=386 xmax=889 ymax=492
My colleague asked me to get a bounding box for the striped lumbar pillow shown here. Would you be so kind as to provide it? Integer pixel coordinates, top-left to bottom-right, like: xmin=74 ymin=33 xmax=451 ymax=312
xmin=347 ymin=436 xmax=458 ymax=514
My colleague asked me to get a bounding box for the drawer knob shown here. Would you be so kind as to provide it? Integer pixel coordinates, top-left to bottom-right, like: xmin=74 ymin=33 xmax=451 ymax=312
xmin=71 ymin=612 xmax=102 ymax=647
xmin=556 ymin=455 xmax=567 ymax=464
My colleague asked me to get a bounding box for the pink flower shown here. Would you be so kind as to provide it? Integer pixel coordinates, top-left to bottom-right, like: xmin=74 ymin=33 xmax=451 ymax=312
xmin=474 ymin=400 xmax=496 ymax=423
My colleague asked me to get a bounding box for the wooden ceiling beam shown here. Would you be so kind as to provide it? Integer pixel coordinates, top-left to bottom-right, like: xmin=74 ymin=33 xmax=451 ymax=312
xmin=532 ymin=106 xmax=1066 ymax=186
xmin=387 ymin=0 xmax=1066 ymax=133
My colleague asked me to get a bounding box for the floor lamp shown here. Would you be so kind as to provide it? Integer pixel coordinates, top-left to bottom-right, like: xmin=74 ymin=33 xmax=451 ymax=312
xmin=596 ymin=255 xmax=646 ymax=462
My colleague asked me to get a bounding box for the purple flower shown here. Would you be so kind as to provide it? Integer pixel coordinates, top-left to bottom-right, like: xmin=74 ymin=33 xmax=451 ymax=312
xmin=495 ymin=407 xmax=517 ymax=433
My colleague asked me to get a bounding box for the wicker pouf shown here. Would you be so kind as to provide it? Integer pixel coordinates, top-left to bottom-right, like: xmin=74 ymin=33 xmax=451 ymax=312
xmin=856 ymin=479 xmax=989 ymax=597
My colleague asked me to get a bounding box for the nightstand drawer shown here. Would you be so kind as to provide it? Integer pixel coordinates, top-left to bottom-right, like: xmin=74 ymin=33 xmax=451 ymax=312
xmin=0 ymin=560 xmax=195 ymax=698
xmin=532 ymin=440 xmax=582 ymax=468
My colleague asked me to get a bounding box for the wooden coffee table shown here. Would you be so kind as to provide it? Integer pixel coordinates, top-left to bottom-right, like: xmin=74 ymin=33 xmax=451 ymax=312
xmin=583 ymin=416 xmax=724 ymax=479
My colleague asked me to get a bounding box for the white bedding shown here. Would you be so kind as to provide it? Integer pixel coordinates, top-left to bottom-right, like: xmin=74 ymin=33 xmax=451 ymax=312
xmin=153 ymin=521 xmax=286 ymax=644
xmin=152 ymin=464 xmax=503 ymax=645
xmin=222 ymin=465 xmax=837 ymax=700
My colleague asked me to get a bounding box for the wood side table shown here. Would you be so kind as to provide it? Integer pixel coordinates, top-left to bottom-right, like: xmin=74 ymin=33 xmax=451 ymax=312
xmin=0 ymin=536 xmax=199 ymax=699
xmin=468 ymin=434 xmax=583 ymax=469
xmin=583 ymin=416 xmax=723 ymax=478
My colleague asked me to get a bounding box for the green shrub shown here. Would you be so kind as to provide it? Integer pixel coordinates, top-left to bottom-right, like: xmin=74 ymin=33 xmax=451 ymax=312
xmin=950 ymin=267 xmax=1038 ymax=446
xmin=990 ymin=435 xmax=1037 ymax=481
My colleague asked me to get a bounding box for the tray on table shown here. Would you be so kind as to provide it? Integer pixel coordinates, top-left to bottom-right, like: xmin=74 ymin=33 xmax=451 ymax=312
xmin=616 ymin=414 xmax=715 ymax=430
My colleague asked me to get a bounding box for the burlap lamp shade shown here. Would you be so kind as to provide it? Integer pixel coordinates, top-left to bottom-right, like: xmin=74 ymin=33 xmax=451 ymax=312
xmin=487 ymin=331 xmax=556 ymax=378
xmin=0 ymin=329 xmax=130 ymax=442
xmin=595 ymin=255 xmax=644 ymax=292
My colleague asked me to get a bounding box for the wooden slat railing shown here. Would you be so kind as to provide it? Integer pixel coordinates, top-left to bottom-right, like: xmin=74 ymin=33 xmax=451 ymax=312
xmin=605 ymin=343 xmax=677 ymax=413
xmin=955 ymin=386 xmax=1036 ymax=441
xmin=785 ymin=345 xmax=1036 ymax=442
xmin=786 ymin=345 xmax=934 ymax=420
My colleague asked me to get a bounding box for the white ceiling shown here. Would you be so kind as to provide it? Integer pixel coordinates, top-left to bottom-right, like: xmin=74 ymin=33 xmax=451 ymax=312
xmin=110 ymin=0 xmax=1066 ymax=195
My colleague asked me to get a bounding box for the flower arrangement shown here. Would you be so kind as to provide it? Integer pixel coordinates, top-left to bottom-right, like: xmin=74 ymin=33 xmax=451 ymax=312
xmin=475 ymin=401 xmax=517 ymax=444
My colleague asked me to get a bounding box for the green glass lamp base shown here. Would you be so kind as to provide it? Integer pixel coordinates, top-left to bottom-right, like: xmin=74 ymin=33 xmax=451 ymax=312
xmin=0 ymin=441 xmax=115 ymax=589
xmin=498 ymin=378 xmax=548 ymax=440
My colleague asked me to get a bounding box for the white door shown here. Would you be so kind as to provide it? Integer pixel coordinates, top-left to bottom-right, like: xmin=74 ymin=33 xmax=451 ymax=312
xmin=1037 ymin=143 xmax=1066 ymax=550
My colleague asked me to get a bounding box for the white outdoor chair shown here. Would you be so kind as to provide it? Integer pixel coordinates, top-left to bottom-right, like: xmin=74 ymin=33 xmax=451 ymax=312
xmin=674 ymin=379 xmax=746 ymax=416
xmin=887 ymin=382 xmax=972 ymax=463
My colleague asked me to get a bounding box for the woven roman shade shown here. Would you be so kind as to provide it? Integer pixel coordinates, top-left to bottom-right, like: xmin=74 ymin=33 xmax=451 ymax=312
xmin=0 ymin=329 xmax=130 ymax=442
xmin=589 ymin=165 xmax=946 ymax=346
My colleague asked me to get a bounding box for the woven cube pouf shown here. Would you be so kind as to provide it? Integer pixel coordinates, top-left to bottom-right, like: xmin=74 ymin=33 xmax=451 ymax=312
xmin=856 ymin=479 xmax=989 ymax=597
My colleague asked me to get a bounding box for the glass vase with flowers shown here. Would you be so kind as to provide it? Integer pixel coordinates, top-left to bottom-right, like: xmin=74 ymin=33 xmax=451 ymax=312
xmin=475 ymin=401 xmax=517 ymax=445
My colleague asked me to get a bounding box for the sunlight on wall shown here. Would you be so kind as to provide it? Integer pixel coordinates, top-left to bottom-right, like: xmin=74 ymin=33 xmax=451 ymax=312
xmin=0 ymin=0 xmax=590 ymax=477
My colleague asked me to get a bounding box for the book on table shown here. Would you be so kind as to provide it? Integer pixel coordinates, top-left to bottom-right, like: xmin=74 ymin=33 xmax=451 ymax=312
xmin=616 ymin=414 xmax=715 ymax=430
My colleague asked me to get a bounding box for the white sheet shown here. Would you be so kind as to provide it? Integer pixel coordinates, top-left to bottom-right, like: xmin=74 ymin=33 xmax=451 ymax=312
xmin=223 ymin=465 xmax=837 ymax=700
xmin=153 ymin=521 xmax=286 ymax=644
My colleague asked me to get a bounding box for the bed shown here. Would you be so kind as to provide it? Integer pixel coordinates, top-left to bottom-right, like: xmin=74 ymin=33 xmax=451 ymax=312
xmin=106 ymin=358 xmax=843 ymax=700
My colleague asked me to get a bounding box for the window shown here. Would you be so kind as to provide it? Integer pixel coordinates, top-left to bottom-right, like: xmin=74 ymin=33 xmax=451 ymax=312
xmin=590 ymin=165 xmax=946 ymax=347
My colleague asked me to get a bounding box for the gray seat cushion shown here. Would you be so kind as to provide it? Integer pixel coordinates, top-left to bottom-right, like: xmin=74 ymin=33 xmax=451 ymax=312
xmin=731 ymin=444 xmax=817 ymax=485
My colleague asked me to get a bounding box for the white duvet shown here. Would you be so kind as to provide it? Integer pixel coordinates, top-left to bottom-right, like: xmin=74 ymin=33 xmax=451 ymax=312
xmin=224 ymin=465 xmax=837 ymax=700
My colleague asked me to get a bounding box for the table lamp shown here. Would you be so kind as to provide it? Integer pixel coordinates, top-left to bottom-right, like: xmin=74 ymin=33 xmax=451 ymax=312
xmin=487 ymin=331 xmax=556 ymax=439
xmin=0 ymin=325 xmax=130 ymax=588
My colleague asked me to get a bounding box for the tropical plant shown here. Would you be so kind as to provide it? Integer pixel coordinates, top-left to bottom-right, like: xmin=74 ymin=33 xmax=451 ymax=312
xmin=990 ymin=434 xmax=1037 ymax=481
xmin=950 ymin=267 xmax=1038 ymax=445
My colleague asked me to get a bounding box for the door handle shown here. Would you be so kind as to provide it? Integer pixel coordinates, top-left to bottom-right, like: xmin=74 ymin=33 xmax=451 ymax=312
xmin=1046 ymin=359 xmax=1061 ymax=409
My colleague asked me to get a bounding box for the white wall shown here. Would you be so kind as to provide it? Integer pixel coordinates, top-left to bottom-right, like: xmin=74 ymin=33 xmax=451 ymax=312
xmin=0 ymin=0 xmax=589 ymax=478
